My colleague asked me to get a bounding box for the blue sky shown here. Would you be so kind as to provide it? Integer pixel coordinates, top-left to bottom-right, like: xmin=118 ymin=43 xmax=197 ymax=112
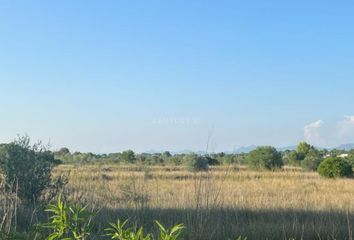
xmin=1 ymin=1 xmax=354 ymax=152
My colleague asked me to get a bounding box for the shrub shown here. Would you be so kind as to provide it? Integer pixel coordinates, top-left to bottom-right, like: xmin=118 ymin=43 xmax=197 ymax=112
xmin=301 ymin=149 xmax=323 ymax=171
xmin=317 ymin=157 xmax=353 ymax=178
xmin=346 ymin=154 xmax=354 ymax=168
xmin=246 ymin=146 xmax=283 ymax=170
xmin=37 ymin=195 xmax=184 ymax=240
xmin=206 ymin=156 xmax=220 ymax=166
xmin=185 ymin=155 xmax=209 ymax=172
xmin=37 ymin=194 xmax=94 ymax=239
xmin=105 ymin=220 xmax=184 ymax=240
xmin=121 ymin=150 xmax=136 ymax=164
xmin=0 ymin=136 xmax=60 ymax=202
xmin=296 ymin=142 xmax=313 ymax=159
xmin=284 ymin=142 xmax=317 ymax=166
xmin=284 ymin=151 xmax=302 ymax=166
xmin=155 ymin=221 xmax=184 ymax=240
xmin=105 ymin=219 xmax=151 ymax=239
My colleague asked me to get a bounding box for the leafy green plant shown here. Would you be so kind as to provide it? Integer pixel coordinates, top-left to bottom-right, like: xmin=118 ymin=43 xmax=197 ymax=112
xmin=155 ymin=221 xmax=184 ymax=240
xmin=38 ymin=194 xmax=94 ymax=240
xmin=317 ymin=157 xmax=353 ymax=178
xmin=233 ymin=237 xmax=247 ymax=240
xmin=105 ymin=219 xmax=151 ymax=240
xmin=0 ymin=136 xmax=60 ymax=202
xmin=246 ymin=146 xmax=283 ymax=170
xmin=105 ymin=220 xmax=184 ymax=240
xmin=0 ymin=231 xmax=43 ymax=240
xmin=185 ymin=154 xmax=209 ymax=172
xmin=301 ymin=149 xmax=322 ymax=171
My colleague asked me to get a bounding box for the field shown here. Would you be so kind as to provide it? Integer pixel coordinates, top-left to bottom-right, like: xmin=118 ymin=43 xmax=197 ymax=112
xmin=48 ymin=164 xmax=354 ymax=240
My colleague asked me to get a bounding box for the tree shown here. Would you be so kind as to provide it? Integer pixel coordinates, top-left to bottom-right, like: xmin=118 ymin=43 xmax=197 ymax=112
xmin=286 ymin=142 xmax=316 ymax=167
xmin=296 ymin=142 xmax=313 ymax=158
xmin=162 ymin=151 xmax=172 ymax=158
xmin=57 ymin=147 xmax=70 ymax=155
xmin=346 ymin=154 xmax=354 ymax=168
xmin=246 ymin=146 xmax=283 ymax=170
xmin=206 ymin=156 xmax=220 ymax=166
xmin=0 ymin=136 xmax=59 ymax=202
xmin=185 ymin=154 xmax=209 ymax=172
xmin=121 ymin=150 xmax=136 ymax=163
xmin=285 ymin=151 xmax=301 ymax=165
xmin=149 ymin=155 xmax=164 ymax=165
xmin=301 ymin=149 xmax=322 ymax=171
xmin=350 ymin=149 xmax=354 ymax=155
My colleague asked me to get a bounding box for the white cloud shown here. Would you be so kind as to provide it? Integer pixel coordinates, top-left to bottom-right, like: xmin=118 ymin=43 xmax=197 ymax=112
xmin=345 ymin=116 xmax=354 ymax=123
xmin=304 ymin=120 xmax=323 ymax=145
xmin=337 ymin=116 xmax=354 ymax=140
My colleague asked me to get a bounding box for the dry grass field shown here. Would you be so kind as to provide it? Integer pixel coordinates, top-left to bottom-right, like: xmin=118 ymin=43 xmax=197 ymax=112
xmin=48 ymin=164 xmax=354 ymax=240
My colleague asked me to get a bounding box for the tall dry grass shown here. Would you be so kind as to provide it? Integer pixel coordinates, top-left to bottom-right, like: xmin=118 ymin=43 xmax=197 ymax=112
xmin=48 ymin=164 xmax=354 ymax=239
xmin=55 ymin=165 xmax=354 ymax=211
xmin=0 ymin=180 xmax=18 ymax=235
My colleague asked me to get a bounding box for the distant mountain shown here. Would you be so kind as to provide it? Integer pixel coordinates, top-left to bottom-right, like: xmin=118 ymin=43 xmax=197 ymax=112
xmin=234 ymin=145 xmax=257 ymax=153
xmin=234 ymin=145 xmax=297 ymax=153
xmin=143 ymin=149 xmax=164 ymax=154
xmin=335 ymin=144 xmax=354 ymax=151
xmin=143 ymin=149 xmax=208 ymax=155
xmin=142 ymin=144 xmax=354 ymax=155
xmin=277 ymin=146 xmax=297 ymax=151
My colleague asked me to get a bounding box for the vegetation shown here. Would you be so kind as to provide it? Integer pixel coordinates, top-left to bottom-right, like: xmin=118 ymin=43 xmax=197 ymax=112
xmin=301 ymin=149 xmax=323 ymax=171
xmin=13 ymin=194 xmax=185 ymax=240
xmin=280 ymin=142 xmax=329 ymax=172
xmin=51 ymin=141 xmax=354 ymax=174
xmin=37 ymin=194 xmax=94 ymax=239
xmin=29 ymin=164 xmax=354 ymax=239
xmin=54 ymin=150 xmax=234 ymax=167
xmin=245 ymin=146 xmax=283 ymax=170
xmin=0 ymin=136 xmax=60 ymax=202
xmin=2 ymin=137 xmax=354 ymax=239
xmin=185 ymin=155 xmax=209 ymax=172
xmin=317 ymin=157 xmax=353 ymax=178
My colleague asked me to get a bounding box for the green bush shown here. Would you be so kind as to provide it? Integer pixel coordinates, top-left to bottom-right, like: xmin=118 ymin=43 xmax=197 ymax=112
xmin=246 ymin=146 xmax=283 ymax=170
xmin=35 ymin=195 xmax=185 ymax=240
xmin=317 ymin=157 xmax=353 ymax=178
xmin=185 ymin=155 xmax=209 ymax=172
xmin=105 ymin=220 xmax=184 ymax=240
xmin=37 ymin=194 xmax=94 ymax=239
xmin=206 ymin=156 xmax=220 ymax=166
xmin=346 ymin=154 xmax=354 ymax=168
xmin=284 ymin=142 xmax=316 ymax=166
xmin=301 ymin=150 xmax=323 ymax=171
xmin=121 ymin=150 xmax=136 ymax=164
xmin=0 ymin=136 xmax=59 ymax=202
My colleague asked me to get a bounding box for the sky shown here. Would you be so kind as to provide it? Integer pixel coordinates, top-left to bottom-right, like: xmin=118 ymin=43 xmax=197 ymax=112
xmin=0 ymin=1 xmax=354 ymax=153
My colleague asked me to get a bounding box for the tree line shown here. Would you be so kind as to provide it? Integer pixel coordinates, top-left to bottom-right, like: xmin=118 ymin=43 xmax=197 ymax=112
xmin=51 ymin=142 xmax=354 ymax=169
xmin=1 ymin=137 xmax=354 ymax=205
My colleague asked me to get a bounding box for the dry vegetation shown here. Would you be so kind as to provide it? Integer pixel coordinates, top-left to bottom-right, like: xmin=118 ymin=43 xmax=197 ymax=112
xmin=51 ymin=164 xmax=354 ymax=240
